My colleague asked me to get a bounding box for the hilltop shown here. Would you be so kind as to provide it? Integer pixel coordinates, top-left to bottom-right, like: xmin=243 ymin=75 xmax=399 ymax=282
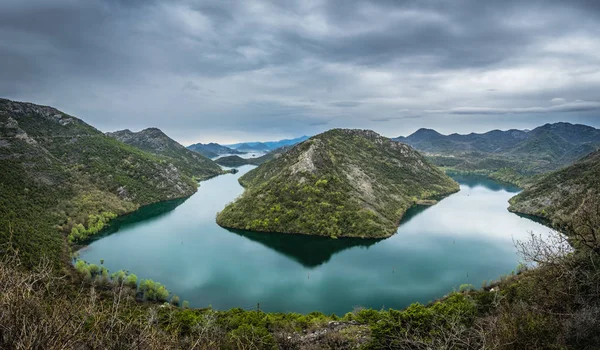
xmin=108 ymin=128 xmax=224 ymax=180
xmin=508 ymin=149 xmax=600 ymax=227
xmin=0 ymin=98 xmax=207 ymax=265
xmin=216 ymin=129 xmax=459 ymax=238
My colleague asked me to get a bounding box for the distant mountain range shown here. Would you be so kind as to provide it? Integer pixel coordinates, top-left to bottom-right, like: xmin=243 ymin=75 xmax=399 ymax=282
xmin=225 ymin=135 xmax=309 ymax=152
xmin=393 ymin=122 xmax=600 ymax=179
xmin=187 ymin=142 xmax=244 ymax=158
xmin=215 ymin=146 xmax=292 ymax=167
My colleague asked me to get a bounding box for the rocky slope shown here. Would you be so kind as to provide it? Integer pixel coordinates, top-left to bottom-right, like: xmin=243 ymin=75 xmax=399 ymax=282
xmin=0 ymin=98 xmax=202 ymax=265
xmin=216 ymin=129 xmax=459 ymax=238
xmin=108 ymin=128 xmax=224 ymax=180
xmin=508 ymin=149 xmax=600 ymax=227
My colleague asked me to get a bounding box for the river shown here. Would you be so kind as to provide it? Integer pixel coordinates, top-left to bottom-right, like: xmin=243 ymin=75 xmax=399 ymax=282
xmin=78 ymin=166 xmax=550 ymax=315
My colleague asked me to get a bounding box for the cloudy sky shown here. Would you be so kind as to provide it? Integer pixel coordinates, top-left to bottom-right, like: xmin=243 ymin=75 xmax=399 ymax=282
xmin=1 ymin=0 xmax=599 ymax=144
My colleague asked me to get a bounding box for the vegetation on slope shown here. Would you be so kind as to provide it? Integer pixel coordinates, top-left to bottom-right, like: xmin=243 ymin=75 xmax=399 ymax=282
xmin=217 ymin=129 xmax=459 ymax=238
xmin=107 ymin=128 xmax=225 ymax=180
xmin=0 ymin=98 xmax=203 ymax=266
xmin=508 ymin=149 xmax=600 ymax=228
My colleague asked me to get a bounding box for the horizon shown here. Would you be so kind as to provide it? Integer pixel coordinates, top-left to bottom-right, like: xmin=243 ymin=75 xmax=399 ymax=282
xmin=1 ymin=1 xmax=599 ymax=145
xmin=99 ymin=120 xmax=598 ymax=147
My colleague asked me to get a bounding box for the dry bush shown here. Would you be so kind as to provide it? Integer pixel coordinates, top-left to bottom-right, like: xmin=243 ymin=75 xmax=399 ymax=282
xmin=0 ymin=244 xmax=226 ymax=349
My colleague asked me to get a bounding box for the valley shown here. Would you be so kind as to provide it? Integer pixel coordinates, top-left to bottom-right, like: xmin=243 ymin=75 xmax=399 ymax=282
xmin=1 ymin=98 xmax=599 ymax=349
xmin=79 ymin=165 xmax=547 ymax=315
xmin=4 ymin=2 xmax=600 ymax=347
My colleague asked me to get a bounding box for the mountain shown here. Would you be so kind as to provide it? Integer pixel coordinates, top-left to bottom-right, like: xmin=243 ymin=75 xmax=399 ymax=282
xmin=107 ymin=128 xmax=224 ymax=180
xmin=226 ymin=135 xmax=309 ymax=152
xmin=227 ymin=142 xmax=271 ymax=152
xmin=394 ymin=128 xmax=529 ymax=154
xmin=216 ymin=129 xmax=459 ymax=238
xmin=508 ymin=149 xmax=600 ymax=227
xmin=187 ymin=142 xmax=244 ymax=158
xmin=214 ymin=146 xmax=292 ymax=167
xmin=0 ymin=98 xmax=203 ymax=266
xmin=262 ymin=135 xmax=310 ymax=149
xmin=394 ymin=122 xmax=600 ymax=182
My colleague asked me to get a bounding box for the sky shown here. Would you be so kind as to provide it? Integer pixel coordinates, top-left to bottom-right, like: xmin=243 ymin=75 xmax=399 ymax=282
xmin=1 ymin=0 xmax=599 ymax=145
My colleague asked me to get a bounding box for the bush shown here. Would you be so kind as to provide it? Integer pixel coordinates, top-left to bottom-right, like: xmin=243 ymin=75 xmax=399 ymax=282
xmin=139 ymin=279 xmax=169 ymax=302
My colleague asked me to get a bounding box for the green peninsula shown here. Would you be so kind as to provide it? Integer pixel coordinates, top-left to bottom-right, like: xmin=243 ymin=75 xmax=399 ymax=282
xmin=216 ymin=129 xmax=459 ymax=238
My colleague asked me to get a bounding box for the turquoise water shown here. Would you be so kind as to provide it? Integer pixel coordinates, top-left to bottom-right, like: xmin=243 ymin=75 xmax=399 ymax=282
xmin=78 ymin=166 xmax=550 ymax=315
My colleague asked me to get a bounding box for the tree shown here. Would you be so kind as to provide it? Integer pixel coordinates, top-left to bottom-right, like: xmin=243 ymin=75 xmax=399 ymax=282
xmin=125 ymin=273 xmax=138 ymax=289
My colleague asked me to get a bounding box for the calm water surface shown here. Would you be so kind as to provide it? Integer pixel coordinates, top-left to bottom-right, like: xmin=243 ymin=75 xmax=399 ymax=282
xmin=79 ymin=166 xmax=550 ymax=315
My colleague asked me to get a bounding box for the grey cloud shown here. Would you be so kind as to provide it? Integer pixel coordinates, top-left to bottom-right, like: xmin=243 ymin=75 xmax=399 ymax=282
xmin=329 ymin=101 xmax=361 ymax=108
xmin=1 ymin=0 xmax=599 ymax=143
xmin=371 ymin=115 xmax=422 ymax=122
xmin=449 ymin=101 xmax=600 ymax=115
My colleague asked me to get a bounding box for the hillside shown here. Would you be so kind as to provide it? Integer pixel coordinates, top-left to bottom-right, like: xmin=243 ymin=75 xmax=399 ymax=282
xmin=508 ymin=149 xmax=600 ymax=227
xmin=0 ymin=99 xmax=202 ymax=266
xmin=107 ymin=129 xmax=224 ymax=180
xmin=394 ymin=123 xmax=600 ymax=181
xmin=214 ymin=146 xmax=292 ymax=167
xmin=217 ymin=129 xmax=459 ymax=238
xmin=187 ymin=142 xmax=243 ymax=158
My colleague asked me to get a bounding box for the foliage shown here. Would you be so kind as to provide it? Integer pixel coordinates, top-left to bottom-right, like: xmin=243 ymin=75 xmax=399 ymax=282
xmin=139 ymin=279 xmax=170 ymax=302
xmin=68 ymin=212 xmax=117 ymax=243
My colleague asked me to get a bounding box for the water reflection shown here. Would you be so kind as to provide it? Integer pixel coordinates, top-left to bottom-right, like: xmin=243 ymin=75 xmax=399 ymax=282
xmin=450 ymin=175 xmax=521 ymax=193
xmin=228 ymin=229 xmax=381 ymax=268
xmin=84 ymin=197 xmax=189 ymax=243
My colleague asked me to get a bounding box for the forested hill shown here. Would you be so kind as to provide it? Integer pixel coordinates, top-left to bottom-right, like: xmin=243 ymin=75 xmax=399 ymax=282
xmin=216 ymin=129 xmax=459 ymax=238
xmin=0 ymin=98 xmax=202 ymax=266
xmin=394 ymin=122 xmax=600 ymax=181
xmin=508 ymin=149 xmax=600 ymax=228
xmin=107 ymin=128 xmax=224 ymax=180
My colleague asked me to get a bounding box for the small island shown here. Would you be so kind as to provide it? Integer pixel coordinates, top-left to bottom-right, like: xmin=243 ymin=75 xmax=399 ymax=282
xmin=216 ymin=129 xmax=459 ymax=238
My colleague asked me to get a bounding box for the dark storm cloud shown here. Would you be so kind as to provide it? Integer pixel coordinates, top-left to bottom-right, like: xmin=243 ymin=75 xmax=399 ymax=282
xmin=1 ymin=0 xmax=599 ymax=143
